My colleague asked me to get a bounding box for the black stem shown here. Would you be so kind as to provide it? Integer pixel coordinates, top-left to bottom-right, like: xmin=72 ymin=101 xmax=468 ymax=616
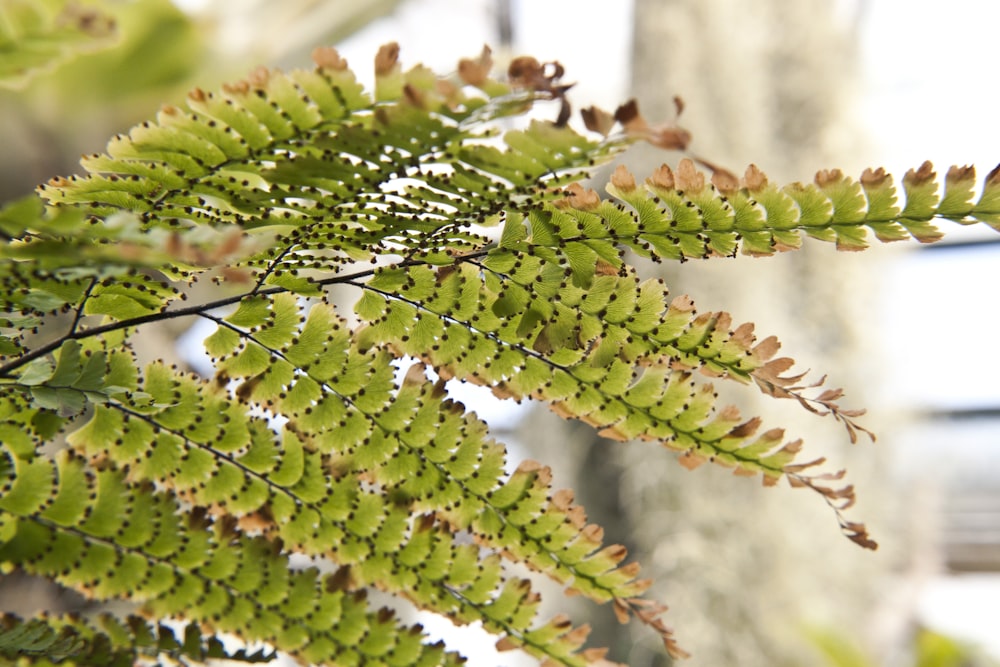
xmin=66 ymin=278 xmax=97 ymax=337
xmin=0 ymin=250 xmax=492 ymax=379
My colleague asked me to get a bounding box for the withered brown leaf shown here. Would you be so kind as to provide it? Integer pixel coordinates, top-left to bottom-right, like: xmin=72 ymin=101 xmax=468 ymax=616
xmin=457 ymin=45 xmax=492 ymax=86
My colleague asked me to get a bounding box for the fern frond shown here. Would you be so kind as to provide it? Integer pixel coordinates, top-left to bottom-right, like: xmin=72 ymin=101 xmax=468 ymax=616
xmin=538 ymin=160 xmax=1000 ymax=262
xmin=5 ymin=342 xmax=661 ymax=663
xmin=0 ymin=612 xmax=275 ymax=665
xmin=5 ymin=47 xmax=670 ymax=663
xmin=5 ymin=41 xmax=996 ymax=664
xmin=52 ymin=305 xmax=671 ymax=664
xmin=39 ymin=46 xmax=624 ymax=297
xmin=0 ymin=0 xmax=116 ymax=89
xmin=352 ymin=256 xmax=862 ymax=515
xmin=0 ymin=445 xmax=469 ymax=666
xmin=0 ymin=195 xmax=195 ymax=337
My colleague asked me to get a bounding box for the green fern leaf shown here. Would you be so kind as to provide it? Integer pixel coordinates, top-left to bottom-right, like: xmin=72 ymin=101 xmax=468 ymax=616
xmin=0 ymin=445 xmax=470 ymax=666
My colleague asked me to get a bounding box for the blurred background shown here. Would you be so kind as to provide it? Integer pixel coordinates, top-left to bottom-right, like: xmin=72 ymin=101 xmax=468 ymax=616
xmin=2 ymin=0 xmax=999 ymax=665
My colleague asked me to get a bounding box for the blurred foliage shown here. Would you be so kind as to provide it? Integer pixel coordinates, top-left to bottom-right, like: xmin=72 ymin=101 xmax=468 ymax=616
xmin=0 ymin=0 xmax=205 ymax=201
xmin=0 ymin=0 xmax=117 ymax=89
xmin=808 ymin=626 xmax=1000 ymax=667
xmin=0 ymin=0 xmax=408 ymax=202
xmin=33 ymin=0 xmax=203 ymax=107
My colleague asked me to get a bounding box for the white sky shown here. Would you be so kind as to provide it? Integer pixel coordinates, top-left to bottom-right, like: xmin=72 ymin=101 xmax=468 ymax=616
xmin=859 ymin=0 xmax=1000 ymax=659
xmin=859 ymin=0 xmax=1000 ymax=176
xmin=337 ymin=0 xmax=634 ymax=110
